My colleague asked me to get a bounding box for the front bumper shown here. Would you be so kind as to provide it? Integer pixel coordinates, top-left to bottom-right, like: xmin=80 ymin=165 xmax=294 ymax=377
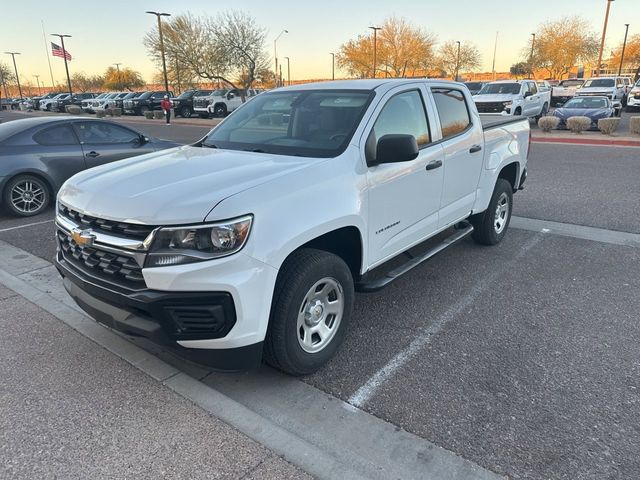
xmin=627 ymin=95 xmax=640 ymax=107
xmin=56 ymin=253 xmax=265 ymax=371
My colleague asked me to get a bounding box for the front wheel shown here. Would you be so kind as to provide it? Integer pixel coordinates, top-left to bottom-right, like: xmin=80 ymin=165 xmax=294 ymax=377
xmin=264 ymin=249 xmax=354 ymax=376
xmin=213 ymin=103 xmax=227 ymax=117
xmin=180 ymin=106 xmax=192 ymax=118
xmin=3 ymin=175 xmax=51 ymax=217
xmin=470 ymin=178 xmax=513 ymax=246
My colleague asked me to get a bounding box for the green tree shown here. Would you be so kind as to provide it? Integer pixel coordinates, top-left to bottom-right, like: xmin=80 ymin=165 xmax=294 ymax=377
xmin=102 ymin=66 xmax=145 ymax=91
xmin=71 ymin=72 xmax=105 ymax=92
xmin=527 ymin=16 xmax=599 ymax=79
xmin=337 ymin=17 xmax=437 ymax=78
xmin=510 ymin=62 xmax=529 ymax=78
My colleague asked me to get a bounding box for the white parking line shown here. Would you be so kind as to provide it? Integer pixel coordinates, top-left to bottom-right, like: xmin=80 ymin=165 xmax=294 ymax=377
xmin=0 ymin=219 xmax=54 ymax=233
xmin=348 ymin=233 xmax=545 ymax=409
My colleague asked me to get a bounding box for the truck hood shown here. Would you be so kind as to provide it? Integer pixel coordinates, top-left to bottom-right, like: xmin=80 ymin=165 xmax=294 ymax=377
xmin=473 ymin=94 xmax=517 ymax=103
xmin=576 ymin=87 xmax=614 ymax=95
xmin=58 ymin=146 xmax=314 ymax=225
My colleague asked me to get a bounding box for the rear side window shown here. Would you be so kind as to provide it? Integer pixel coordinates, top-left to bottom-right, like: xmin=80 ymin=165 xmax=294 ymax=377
xmin=372 ymin=90 xmax=431 ymax=147
xmin=33 ymin=124 xmax=78 ymax=146
xmin=431 ymin=88 xmax=471 ymax=139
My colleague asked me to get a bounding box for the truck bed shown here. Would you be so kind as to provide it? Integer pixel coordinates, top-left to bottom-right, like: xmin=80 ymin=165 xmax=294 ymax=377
xmin=480 ymin=115 xmax=530 ymax=130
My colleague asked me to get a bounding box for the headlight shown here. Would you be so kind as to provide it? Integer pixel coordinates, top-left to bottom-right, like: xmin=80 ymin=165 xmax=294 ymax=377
xmin=133 ymin=100 xmax=139 ymax=104
xmin=502 ymin=101 xmax=512 ymax=108
xmin=146 ymin=215 xmax=253 ymax=267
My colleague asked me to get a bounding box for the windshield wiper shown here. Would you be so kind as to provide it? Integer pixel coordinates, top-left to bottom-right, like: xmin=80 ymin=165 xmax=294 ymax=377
xmin=202 ymin=143 xmax=218 ymax=149
xmin=245 ymin=148 xmax=267 ymax=153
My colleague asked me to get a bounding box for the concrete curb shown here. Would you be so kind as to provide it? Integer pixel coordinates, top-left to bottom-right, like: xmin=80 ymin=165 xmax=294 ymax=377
xmin=0 ymin=239 xmax=503 ymax=480
xmin=531 ymin=134 xmax=640 ymax=147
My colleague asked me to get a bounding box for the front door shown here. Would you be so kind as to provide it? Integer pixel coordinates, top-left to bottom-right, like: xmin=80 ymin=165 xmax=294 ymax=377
xmin=366 ymin=87 xmax=444 ymax=268
xmin=72 ymin=121 xmax=153 ymax=169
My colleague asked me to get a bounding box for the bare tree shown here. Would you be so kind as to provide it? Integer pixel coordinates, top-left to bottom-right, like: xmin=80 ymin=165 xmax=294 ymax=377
xmin=437 ymin=41 xmax=482 ymax=79
xmin=145 ymin=11 xmax=269 ymax=96
xmin=102 ymin=67 xmax=144 ymax=91
xmin=0 ymin=62 xmax=16 ymax=97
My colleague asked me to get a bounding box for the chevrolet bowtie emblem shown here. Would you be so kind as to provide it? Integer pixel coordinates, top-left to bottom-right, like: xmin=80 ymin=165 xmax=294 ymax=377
xmin=71 ymin=228 xmax=96 ymax=247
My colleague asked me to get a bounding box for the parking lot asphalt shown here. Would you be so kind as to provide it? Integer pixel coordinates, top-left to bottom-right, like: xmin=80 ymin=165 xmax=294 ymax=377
xmin=1 ymin=110 xmax=639 ymax=479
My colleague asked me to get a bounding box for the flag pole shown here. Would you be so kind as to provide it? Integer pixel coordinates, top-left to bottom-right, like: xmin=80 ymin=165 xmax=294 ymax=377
xmin=41 ymin=20 xmax=55 ymax=88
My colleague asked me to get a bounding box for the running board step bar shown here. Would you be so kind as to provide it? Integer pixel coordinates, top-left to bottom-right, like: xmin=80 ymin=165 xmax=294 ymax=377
xmin=356 ymin=224 xmax=474 ymax=293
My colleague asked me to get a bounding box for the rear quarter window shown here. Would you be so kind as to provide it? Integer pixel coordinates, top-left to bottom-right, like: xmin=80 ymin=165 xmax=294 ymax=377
xmin=430 ymin=88 xmax=471 ymax=139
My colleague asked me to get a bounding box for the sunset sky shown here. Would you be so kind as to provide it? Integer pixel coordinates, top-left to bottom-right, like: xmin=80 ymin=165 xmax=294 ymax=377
xmin=1 ymin=0 xmax=636 ymax=88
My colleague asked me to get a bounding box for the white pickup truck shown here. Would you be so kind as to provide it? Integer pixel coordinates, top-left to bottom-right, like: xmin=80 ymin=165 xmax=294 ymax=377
xmin=473 ymin=80 xmax=550 ymax=119
xmin=55 ymin=79 xmax=530 ymax=375
xmin=551 ymin=78 xmax=585 ymax=107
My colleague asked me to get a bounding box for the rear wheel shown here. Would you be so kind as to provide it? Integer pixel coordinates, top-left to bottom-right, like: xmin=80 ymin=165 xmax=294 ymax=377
xmin=3 ymin=175 xmax=50 ymax=217
xmin=264 ymin=249 xmax=354 ymax=376
xmin=535 ymin=102 xmax=549 ymax=121
xmin=470 ymin=179 xmax=513 ymax=246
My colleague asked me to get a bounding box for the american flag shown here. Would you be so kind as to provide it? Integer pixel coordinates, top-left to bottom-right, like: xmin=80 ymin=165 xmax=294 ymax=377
xmin=51 ymin=42 xmax=72 ymax=61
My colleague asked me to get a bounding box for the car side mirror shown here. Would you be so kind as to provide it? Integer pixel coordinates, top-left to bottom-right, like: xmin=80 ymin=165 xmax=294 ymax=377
xmin=227 ymin=93 xmax=235 ymax=100
xmin=370 ymin=134 xmax=419 ymax=166
xmin=524 ymin=91 xmax=533 ymax=98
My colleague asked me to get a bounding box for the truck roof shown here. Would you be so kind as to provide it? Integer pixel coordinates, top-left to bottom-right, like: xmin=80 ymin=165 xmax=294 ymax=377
xmin=275 ymin=78 xmax=463 ymax=92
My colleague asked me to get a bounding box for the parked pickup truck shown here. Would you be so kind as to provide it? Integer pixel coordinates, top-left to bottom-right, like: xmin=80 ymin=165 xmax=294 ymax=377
xmin=55 ymin=79 xmax=530 ymax=375
xmin=551 ymin=78 xmax=584 ymax=106
xmin=473 ymin=80 xmax=550 ymax=119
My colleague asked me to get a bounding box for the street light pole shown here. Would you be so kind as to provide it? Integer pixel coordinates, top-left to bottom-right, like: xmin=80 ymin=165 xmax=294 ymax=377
xmin=454 ymin=41 xmax=461 ymax=81
xmin=491 ymin=31 xmax=498 ymax=81
xmin=369 ymin=26 xmax=381 ymax=79
xmin=284 ymin=57 xmax=290 ymax=86
xmin=330 ymin=53 xmax=335 ymax=80
xmin=146 ymin=11 xmax=171 ymax=94
xmin=274 ymin=29 xmax=288 ymax=87
xmin=618 ymin=23 xmax=630 ymax=76
xmin=4 ymin=52 xmax=23 ymax=99
xmin=113 ymin=63 xmax=122 ymax=90
xmin=51 ymin=34 xmax=73 ymax=95
xmin=597 ymin=0 xmax=615 ymax=77
xmin=34 ymin=75 xmax=41 ymax=95
xmin=529 ymin=33 xmax=536 ymax=79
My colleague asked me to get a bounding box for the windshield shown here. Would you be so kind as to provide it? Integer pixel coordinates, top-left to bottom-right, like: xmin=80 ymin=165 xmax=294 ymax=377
xmin=563 ymin=97 xmax=608 ymax=109
xmin=559 ymin=80 xmax=584 ymax=87
xmin=202 ymin=89 xmax=373 ymax=158
xmin=465 ymin=82 xmax=483 ymax=90
xmin=478 ymin=83 xmax=521 ymax=95
xmin=137 ymin=92 xmax=152 ymax=99
xmin=583 ymin=79 xmax=614 ymax=88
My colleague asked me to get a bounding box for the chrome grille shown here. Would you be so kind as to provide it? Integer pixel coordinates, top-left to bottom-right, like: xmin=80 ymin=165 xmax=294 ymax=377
xmin=193 ymin=98 xmax=211 ymax=108
xmin=57 ymin=229 xmax=146 ymax=289
xmin=475 ymin=102 xmax=507 ymax=113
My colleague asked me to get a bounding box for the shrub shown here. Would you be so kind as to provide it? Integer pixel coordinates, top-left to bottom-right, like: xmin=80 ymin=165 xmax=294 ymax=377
xmin=66 ymin=105 xmax=82 ymax=115
xmin=630 ymin=117 xmax=640 ymax=135
xmin=597 ymin=117 xmax=620 ymax=135
xmin=538 ymin=116 xmax=559 ymax=132
xmin=566 ymin=116 xmax=591 ymax=134
xmin=153 ymin=110 xmax=164 ymax=120
xmin=144 ymin=111 xmax=155 ymax=119
xmin=95 ymin=110 xmax=106 ymax=118
xmin=112 ymin=108 xmax=122 ymax=117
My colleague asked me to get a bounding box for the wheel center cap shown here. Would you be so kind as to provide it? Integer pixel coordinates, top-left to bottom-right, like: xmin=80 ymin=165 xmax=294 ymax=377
xmin=24 ymin=193 xmax=33 ymax=201
xmin=306 ymin=302 xmax=324 ymax=325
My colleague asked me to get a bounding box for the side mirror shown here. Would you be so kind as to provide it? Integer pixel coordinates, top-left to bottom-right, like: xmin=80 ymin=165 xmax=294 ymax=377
xmin=227 ymin=93 xmax=235 ymax=100
xmin=524 ymin=91 xmax=533 ymax=98
xmin=371 ymin=134 xmax=419 ymax=166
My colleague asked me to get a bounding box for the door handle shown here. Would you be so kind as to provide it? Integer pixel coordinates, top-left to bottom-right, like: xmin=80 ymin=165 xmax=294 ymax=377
xmin=425 ymin=160 xmax=443 ymax=171
xmin=86 ymin=151 xmax=100 ymax=158
xmin=469 ymin=145 xmax=482 ymax=153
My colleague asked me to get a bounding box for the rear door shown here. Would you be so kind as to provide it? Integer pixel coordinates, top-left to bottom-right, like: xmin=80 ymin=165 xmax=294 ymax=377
xmin=30 ymin=123 xmax=85 ymax=187
xmin=365 ymin=86 xmax=445 ymax=267
xmin=428 ymin=85 xmax=484 ymax=228
xmin=72 ymin=121 xmax=153 ymax=169
xmin=524 ymin=81 xmax=542 ymax=116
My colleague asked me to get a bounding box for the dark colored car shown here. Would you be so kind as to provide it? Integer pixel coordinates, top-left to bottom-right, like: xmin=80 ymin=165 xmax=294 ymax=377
xmin=115 ymin=92 xmax=142 ymax=111
xmin=123 ymin=91 xmax=174 ymax=115
xmin=56 ymin=92 xmax=98 ymax=112
xmin=171 ymin=89 xmax=213 ymax=118
xmin=552 ymin=96 xmax=616 ymax=130
xmin=0 ymin=117 xmax=180 ymax=216
xmin=464 ymin=82 xmax=485 ymax=96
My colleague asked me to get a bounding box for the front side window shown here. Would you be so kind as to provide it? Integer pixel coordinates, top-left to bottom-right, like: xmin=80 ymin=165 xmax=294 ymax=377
xmin=431 ymin=88 xmax=471 ymax=139
xmin=202 ymin=89 xmax=373 ymax=158
xmin=33 ymin=124 xmax=78 ymax=146
xmin=74 ymin=122 xmax=139 ymax=144
xmin=371 ymin=90 xmax=431 ymax=148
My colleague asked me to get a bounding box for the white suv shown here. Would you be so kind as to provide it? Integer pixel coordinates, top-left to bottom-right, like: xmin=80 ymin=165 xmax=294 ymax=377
xmin=473 ymin=80 xmax=551 ymax=119
xmin=625 ymin=79 xmax=640 ymax=112
xmin=575 ymin=77 xmax=629 ymax=107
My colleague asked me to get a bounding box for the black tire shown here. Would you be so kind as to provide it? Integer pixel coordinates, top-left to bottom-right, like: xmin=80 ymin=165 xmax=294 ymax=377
xmin=213 ymin=103 xmax=227 ymax=117
xmin=180 ymin=106 xmax=192 ymax=118
xmin=470 ymin=178 xmax=513 ymax=246
xmin=264 ymin=249 xmax=354 ymax=376
xmin=535 ymin=102 xmax=549 ymax=121
xmin=3 ymin=174 xmax=51 ymax=217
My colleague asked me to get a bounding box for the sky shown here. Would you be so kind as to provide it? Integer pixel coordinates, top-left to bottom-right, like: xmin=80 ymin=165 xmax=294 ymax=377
xmin=1 ymin=0 xmax=637 ymax=89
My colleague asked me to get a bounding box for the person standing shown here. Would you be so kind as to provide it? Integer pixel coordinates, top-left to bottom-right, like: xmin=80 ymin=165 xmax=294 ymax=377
xmin=161 ymin=95 xmax=172 ymax=125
